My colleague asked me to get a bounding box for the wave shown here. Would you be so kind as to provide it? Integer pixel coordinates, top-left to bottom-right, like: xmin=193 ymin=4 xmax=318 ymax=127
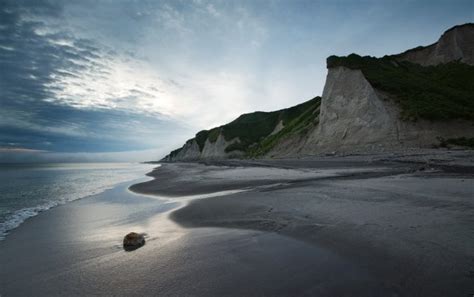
xmin=0 ymin=183 xmax=119 ymax=240
xmin=0 ymin=163 xmax=155 ymax=241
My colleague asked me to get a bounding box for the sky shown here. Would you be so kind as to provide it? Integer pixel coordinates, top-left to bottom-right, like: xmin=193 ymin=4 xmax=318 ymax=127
xmin=0 ymin=0 xmax=472 ymax=162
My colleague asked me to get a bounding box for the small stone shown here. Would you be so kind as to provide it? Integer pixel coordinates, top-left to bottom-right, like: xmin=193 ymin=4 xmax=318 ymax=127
xmin=123 ymin=232 xmax=145 ymax=251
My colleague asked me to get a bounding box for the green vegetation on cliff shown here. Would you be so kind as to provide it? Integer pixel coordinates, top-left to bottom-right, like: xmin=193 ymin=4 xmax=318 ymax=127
xmin=191 ymin=96 xmax=321 ymax=156
xmin=246 ymin=99 xmax=320 ymax=156
xmin=223 ymin=97 xmax=320 ymax=154
xmin=168 ymin=147 xmax=182 ymax=159
xmin=327 ymin=54 xmax=474 ymax=121
xmin=438 ymin=137 xmax=474 ymax=149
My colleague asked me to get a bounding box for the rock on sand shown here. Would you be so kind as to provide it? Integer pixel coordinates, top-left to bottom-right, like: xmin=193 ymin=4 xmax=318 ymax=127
xmin=123 ymin=232 xmax=145 ymax=251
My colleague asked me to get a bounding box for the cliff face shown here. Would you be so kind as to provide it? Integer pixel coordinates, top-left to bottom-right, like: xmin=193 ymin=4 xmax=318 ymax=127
xmin=306 ymin=67 xmax=401 ymax=151
xmin=162 ymin=133 xmax=243 ymax=161
xmin=162 ymin=97 xmax=321 ymax=161
xmin=166 ymin=139 xmax=200 ymax=161
xmin=163 ymin=23 xmax=474 ymax=161
xmin=396 ymin=23 xmax=474 ymax=66
xmin=298 ymin=66 xmax=474 ymax=155
xmin=200 ymin=133 xmax=243 ymax=159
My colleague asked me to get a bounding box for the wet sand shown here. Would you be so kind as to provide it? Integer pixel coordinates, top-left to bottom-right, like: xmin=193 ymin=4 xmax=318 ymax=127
xmin=1 ymin=152 xmax=474 ymax=296
xmin=136 ymin=153 xmax=474 ymax=296
xmin=0 ymin=175 xmax=391 ymax=296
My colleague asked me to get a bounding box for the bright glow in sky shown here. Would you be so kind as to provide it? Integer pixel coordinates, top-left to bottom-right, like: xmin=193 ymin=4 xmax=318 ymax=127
xmin=0 ymin=0 xmax=473 ymax=162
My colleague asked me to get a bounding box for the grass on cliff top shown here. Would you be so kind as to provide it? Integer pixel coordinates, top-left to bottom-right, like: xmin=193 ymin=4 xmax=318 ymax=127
xmin=327 ymin=54 xmax=474 ymax=121
xmin=193 ymin=97 xmax=321 ymax=153
xmin=245 ymin=98 xmax=321 ymax=156
xmin=222 ymin=96 xmax=320 ymax=154
xmin=438 ymin=137 xmax=474 ymax=148
xmin=168 ymin=147 xmax=182 ymax=159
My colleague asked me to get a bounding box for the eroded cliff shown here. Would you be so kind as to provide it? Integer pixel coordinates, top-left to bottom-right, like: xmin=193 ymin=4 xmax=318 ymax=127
xmin=163 ymin=23 xmax=474 ymax=161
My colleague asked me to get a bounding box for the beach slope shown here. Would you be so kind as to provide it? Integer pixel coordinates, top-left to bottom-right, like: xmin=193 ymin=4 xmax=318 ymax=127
xmin=135 ymin=152 xmax=474 ymax=296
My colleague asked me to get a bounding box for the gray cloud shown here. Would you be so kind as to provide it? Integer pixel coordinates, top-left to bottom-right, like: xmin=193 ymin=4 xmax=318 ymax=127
xmin=0 ymin=0 xmax=192 ymax=159
xmin=1 ymin=0 xmax=473 ymax=162
xmin=0 ymin=1 xmax=105 ymax=106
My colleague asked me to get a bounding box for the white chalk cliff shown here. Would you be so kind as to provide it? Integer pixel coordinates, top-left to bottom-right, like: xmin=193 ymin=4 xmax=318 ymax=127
xmin=396 ymin=23 xmax=474 ymax=66
xmin=164 ymin=132 xmax=243 ymax=161
xmin=298 ymin=66 xmax=474 ymax=155
xmin=163 ymin=23 xmax=474 ymax=161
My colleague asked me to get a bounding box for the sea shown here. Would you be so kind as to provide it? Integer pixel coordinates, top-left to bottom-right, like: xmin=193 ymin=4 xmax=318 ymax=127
xmin=0 ymin=162 xmax=154 ymax=240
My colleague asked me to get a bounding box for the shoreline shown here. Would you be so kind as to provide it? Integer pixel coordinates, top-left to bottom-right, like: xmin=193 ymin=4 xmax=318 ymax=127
xmin=0 ymin=163 xmax=156 ymax=241
xmin=132 ymin=151 xmax=474 ymax=296
xmin=1 ymin=165 xmax=393 ymax=296
xmin=1 ymin=151 xmax=473 ymax=296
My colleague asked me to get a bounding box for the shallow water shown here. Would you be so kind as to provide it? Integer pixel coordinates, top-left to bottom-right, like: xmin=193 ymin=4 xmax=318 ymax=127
xmin=0 ymin=176 xmax=387 ymax=297
xmin=0 ymin=162 xmax=154 ymax=240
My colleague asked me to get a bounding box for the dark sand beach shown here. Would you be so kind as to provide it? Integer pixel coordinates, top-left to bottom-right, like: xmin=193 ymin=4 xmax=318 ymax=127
xmin=1 ymin=151 xmax=474 ymax=296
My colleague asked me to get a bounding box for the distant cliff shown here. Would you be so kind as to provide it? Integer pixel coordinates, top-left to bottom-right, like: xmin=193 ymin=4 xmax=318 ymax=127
xmin=395 ymin=23 xmax=474 ymax=66
xmin=162 ymin=97 xmax=321 ymax=161
xmin=163 ymin=23 xmax=474 ymax=161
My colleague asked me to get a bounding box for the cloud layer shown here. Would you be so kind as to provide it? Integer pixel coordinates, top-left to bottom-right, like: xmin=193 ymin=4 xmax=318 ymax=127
xmin=1 ymin=0 xmax=473 ymax=162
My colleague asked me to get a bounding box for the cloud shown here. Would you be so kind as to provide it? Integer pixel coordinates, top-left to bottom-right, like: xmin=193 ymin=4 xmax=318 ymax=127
xmin=0 ymin=6 xmax=97 ymax=104
xmin=1 ymin=0 xmax=313 ymax=131
xmin=1 ymin=1 xmax=179 ymax=117
xmin=0 ymin=0 xmax=194 ymax=158
xmin=0 ymin=147 xmax=47 ymax=153
xmin=45 ymin=55 xmax=186 ymax=117
xmin=0 ymin=148 xmax=165 ymax=163
xmin=2 ymin=0 xmax=473 ymax=162
xmin=0 ymin=104 xmax=191 ymax=153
